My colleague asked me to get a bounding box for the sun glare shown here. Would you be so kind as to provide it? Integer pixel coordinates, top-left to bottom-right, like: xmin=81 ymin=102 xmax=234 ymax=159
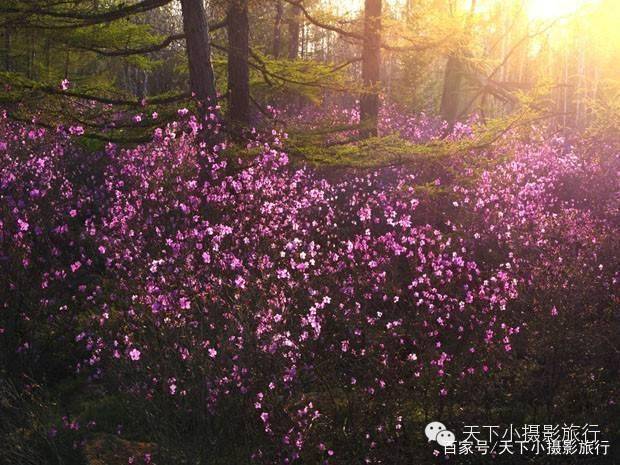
xmin=325 ymin=0 xmax=600 ymax=20
xmin=326 ymin=0 xmax=362 ymax=15
xmin=527 ymin=0 xmax=597 ymax=20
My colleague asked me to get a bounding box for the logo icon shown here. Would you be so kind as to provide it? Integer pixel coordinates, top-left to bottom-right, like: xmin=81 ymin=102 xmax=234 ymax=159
xmin=425 ymin=421 xmax=456 ymax=447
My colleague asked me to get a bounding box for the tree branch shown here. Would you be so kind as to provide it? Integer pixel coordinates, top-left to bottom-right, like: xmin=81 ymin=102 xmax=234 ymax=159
xmin=2 ymin=73 xmax=189 ymax=106
xmin=283 ymin=0 xmax=362 ymax=39
xmin=1 ymin=0 xmax=173 ymax=28
xmin=74 ymin=33 xmax=185 ymax=57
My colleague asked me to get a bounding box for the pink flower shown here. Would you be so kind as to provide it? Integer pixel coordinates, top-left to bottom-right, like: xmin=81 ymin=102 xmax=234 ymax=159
xmin=60 ymin=79 xmax=70 ymax=91
xmin=17 ymin=219 xmax=29 ymax=232
xmin=235 ymin=276 xmax=246 ymax=289
xmin=129 ymin=348 xmax=141 ymax=361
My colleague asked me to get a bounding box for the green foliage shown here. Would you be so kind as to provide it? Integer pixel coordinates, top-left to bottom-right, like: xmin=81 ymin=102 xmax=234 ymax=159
xmin=0 ymin=1 xmax=185 ymax=137
xmin=287 ymin=109 xmax=536 ymax=174
xmin=290 ymin=134 xmax=441 ymax=168
xmin=0 ymin=379 xmax=85 ymax=465
xmin=77 ymin=394 xmax=150 ymax=440
xmin=586 ymin=80 xmax=620 ymax=141
xmin=250 ymin=53 xmax=354 ymax=103
xmin=82 ymin=434 xmax=156 ymax=465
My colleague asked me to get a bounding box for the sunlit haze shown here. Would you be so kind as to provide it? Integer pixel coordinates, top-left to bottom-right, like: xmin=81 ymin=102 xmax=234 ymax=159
xmin=527 ymin=0 xmax=598 ymax=19
xmin=326 ymin=0 xmax=601 ymax=20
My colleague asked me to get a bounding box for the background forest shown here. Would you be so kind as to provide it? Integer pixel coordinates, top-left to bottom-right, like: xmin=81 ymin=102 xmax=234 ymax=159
xmin=3 ymin=0 xmax=620 ymax=138
xmin=0 ymin=0 xmax=619 ymax=464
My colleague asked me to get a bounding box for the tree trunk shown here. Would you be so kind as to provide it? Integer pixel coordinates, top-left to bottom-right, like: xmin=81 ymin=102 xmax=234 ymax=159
xmin=287 ymin=4 xmax=302 ymax=59
xmin=360 ymin=0 xmax=382 ymax=138
xmin=440 ymin=0 xmax=475 ymax=128
xmin=439 ymin=55 xmax=463 ymax=126
xmin=64 ymin=51 xmax=70 ymax=79
xmin=180 ymin=0 xmax=218 ymax=118
xmin=44 ymin=38 xmax=51 ymax=80
xmin=27 ymin=41 xmax=33 ymax=79
xmin=227 ymin=0 xmax=250 ymax=126
xmin=3 ymin=27 xmax=11 ymax=71
xmin=272 ymin=1 xmax=284 ymax=58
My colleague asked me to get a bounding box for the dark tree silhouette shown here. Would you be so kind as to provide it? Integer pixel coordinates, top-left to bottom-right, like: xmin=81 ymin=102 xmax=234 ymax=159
xmin=180 ymin=0 xmax=218 ymax=117
xmin=227 ymin=0 xmax=250 ymax=126
xmin=272 ymin=1 xmax=284 ymax=57
xmin=287 ymin=3 xmax=302 ymax=59
xmin=360 ymin=0 xmax=382 ymax=138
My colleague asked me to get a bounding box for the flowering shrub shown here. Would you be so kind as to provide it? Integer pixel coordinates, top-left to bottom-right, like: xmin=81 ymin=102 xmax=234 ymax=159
xmin=278 ymin=102 xmax=473 ymax=144
xmin=450 ymin=131 xmax=620 ymax=438
xmin=88 ymin=118 xmax=520 ymax=462
xmin=459 ymin=131 xmax=618 ymax=312
xmin=1 ymin=110 xmax=618 ymax=463
xmin=0 ymin=116 xmax=108 ymax=381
